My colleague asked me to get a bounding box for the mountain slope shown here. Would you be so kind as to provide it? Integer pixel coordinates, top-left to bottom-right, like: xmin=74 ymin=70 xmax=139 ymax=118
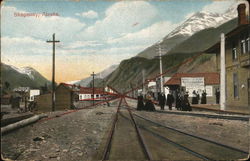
xmin=168 ymin=18 xmax=237 ymax=54
xmin=104 ymin=9 xmax=239 ymax=92
xmin=75 ymin=64 xmax=118 ymax=86
xmin=136 ymin=7 xmax=237 ymax=59
xmin=1 ymin=63 xmax=51 ymax=89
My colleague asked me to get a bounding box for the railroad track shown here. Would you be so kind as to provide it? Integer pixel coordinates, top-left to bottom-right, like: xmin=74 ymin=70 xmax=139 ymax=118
xmin=98 ymin=106 xmax=249 ymax=160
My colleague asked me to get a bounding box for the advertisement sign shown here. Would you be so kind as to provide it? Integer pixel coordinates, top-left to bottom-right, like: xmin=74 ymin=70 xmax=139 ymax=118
xmin=181 ymin=77 xmax=205 ymax=96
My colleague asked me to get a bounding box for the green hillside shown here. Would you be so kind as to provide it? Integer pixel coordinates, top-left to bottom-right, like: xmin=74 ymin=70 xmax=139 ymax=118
xmin=1 ymin=63 xmax=51 ymax=90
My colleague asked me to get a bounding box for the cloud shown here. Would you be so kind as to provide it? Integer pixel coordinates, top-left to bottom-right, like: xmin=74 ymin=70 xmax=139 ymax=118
xmin=65 ymin=41 xmax=103 ymax=49
xmin=1 ymin=36 xmax=145 ymax=82
xmin=78 ymin=1 xmax=158 ymax=40
xmin=201 ymin=0 xmax=238 ymax=14
xmin=1 ymin=6 xmax=86 ymax=42
xmin=107 ymin=21 xmax=178 ymax=46
xmin=76 ymin=10 xmax=98 ymax=19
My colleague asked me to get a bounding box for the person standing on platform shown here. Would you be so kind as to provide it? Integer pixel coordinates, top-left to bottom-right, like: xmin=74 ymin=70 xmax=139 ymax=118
xmin=158 ymin=93 xmax=166 ymax=110
xmin=197 ymin=91 xmax=200 ymax=104
xmin=166 ymin=92 xmax=174 ymax=110
xmin=201 ymin=90 xmax=207 ymax=104
xmin=176 ymin=91 xmax=182 ymax=110
xmin=145 ymin=92 xmax=156 ymax=111
xmin=215 ymin=88 xmax=220 ymax=104
xmin=192 ymin=90 xmax=197 ymax=104
xmin=182 ymin=92 xmax=191 ymax=111
xmin=137 ymin=94 xmax=144 ymax=111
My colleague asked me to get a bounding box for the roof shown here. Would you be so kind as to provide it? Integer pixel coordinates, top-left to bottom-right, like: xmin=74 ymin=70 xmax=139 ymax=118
xmin=205 ymin=24 xmax=250 ymax=53
xmin=165 ymin=73 xmax=220 ymax=86
xmin=59 ymin=83 xmax=80 ymax=92
xmin=60 ymin=83 xmax=106 ymax=94
xmin=79 ymin=87 xmax=104 ymax=94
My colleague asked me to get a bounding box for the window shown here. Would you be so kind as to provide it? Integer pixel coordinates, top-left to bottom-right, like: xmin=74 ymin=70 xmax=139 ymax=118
xmin=246 ymin=37 xmax=250 ymax=52
xmin=241 ymin=39 xmax=246 ymax=54
xmin=233 ymin=73 xmax=239 ymax=98
xmin=232 ymin=47 xmax=237 ymax=60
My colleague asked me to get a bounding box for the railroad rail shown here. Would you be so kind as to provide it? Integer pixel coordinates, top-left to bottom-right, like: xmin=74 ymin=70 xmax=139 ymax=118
xmin=101 ymin=105 xmax=152 ymax=160
xmin=99 ymin=104 xmax=249 ymax=160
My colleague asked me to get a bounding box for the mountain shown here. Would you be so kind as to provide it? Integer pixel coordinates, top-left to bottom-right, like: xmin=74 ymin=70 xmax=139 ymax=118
xmin=136 ymin=6 xmax=237 ymax=59
xmin=168 ymin=18 xmax=237 ymax=54
xmin=1 ymin=63 xmax=51 ymax=90
xmin=73 ymin=64 xmax=118 ymax=86
xmin=104 ymin=7 xmax=239 ymax=92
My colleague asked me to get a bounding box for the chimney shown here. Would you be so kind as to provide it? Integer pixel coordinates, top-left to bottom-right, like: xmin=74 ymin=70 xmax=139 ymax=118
xmin=237 ymin=3 xmax=248 ymax=25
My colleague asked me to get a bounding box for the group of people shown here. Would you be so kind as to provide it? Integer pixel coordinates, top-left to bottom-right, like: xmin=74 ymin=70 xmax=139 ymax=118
xmin=175 ymin=91 xmax=192 ymax=111
xmin=191 ymin=90 xmax=208 ymax=105
xmin=136 ymin=90 xmax=192 ymax=111
xmin=137 ymin=92 xmax=156 ymax=111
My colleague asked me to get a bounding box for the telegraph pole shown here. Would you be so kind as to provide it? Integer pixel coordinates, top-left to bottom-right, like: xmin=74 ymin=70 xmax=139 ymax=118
xmin=142 ymin=69 xmax=145 ymax=96
xmin=91 ymin=72 xmax=96 ymax=106
xmin=155 ymin=43 xmax=164 ymax=94
xmin=46 ymin=33 xmax=60 ymax=111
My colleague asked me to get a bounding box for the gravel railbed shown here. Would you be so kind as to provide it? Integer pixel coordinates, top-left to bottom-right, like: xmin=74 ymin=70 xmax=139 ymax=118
xmin=1 ymin=105 xmax=117 ymax=161
xmin=133 ymin=110 xmax=250 ymax=152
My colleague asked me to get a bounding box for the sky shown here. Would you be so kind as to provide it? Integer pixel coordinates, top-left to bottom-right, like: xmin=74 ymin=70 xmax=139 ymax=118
xmin=1 ymin=0 xmax=240 ymax=83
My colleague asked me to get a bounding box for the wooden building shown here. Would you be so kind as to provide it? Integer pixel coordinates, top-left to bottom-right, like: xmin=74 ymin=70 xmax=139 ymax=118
xmin=35 ymin=83 xmax=79 ymax=112
xmin=206 ymin=2 xmax=250 ymax=109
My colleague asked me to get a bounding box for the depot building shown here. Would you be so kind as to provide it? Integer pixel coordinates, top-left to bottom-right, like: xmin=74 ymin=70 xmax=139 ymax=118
xmin=164 ymin=73 xmax=220 ymax=104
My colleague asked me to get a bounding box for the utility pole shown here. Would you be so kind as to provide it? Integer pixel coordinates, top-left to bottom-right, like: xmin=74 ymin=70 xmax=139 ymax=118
xmin=46 ymin=33 xmax=60 ymax=112
xmin=155 ymin=43 xmax=164 ymax=94
xmin=91 ymin=72 xmax=96 ymax=106
xmin=142 ymin=69 xmax=145 ymax=96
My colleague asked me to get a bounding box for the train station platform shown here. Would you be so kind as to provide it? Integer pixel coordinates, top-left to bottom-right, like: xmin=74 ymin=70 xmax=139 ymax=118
xmin=191 ymin=104 xmax=250 ymax=115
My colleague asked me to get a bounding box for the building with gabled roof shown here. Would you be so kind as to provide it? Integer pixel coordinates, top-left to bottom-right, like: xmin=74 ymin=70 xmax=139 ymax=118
xmin=205 ymin=1 xmax=250 ymax=109
xmin=165 ymin=72 xmax=220 ymax=104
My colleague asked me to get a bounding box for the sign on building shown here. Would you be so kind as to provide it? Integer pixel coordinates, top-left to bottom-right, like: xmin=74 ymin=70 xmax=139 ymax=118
xmin=181 ymin=77 xmax=205 ymax=96
xmin=205 ymin=86 xmax=213 ymax=97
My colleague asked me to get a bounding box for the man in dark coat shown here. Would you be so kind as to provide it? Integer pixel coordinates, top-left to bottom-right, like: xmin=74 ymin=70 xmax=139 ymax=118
xmin=201 ymin=90 xmax=207 ymax=104
xmin=192 ymin=90 xmax=198 ymax=104
xmin=166 ymin=92 xmax=174 ymax=110
xmin=137 ymin=94 xmax=144 ymax=111
xmin=158 ymin=93 xmax=166 ymax=110
xmin=215 ymin=89 xmax=220 ymax=104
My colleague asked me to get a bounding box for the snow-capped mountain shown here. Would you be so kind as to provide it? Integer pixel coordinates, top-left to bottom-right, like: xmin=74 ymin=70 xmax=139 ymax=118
xmin=70 ymin=64 xmax=118 ymax=86
xmin=9 ymin=65 xmax=36 ymax=80
xmin=1 ymin=63 xmax=51 ymax=89
xmin=166 ymin=7 xmax=237 ymax=39
xmin=137 ymin=4 xmax=237 ymax=59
